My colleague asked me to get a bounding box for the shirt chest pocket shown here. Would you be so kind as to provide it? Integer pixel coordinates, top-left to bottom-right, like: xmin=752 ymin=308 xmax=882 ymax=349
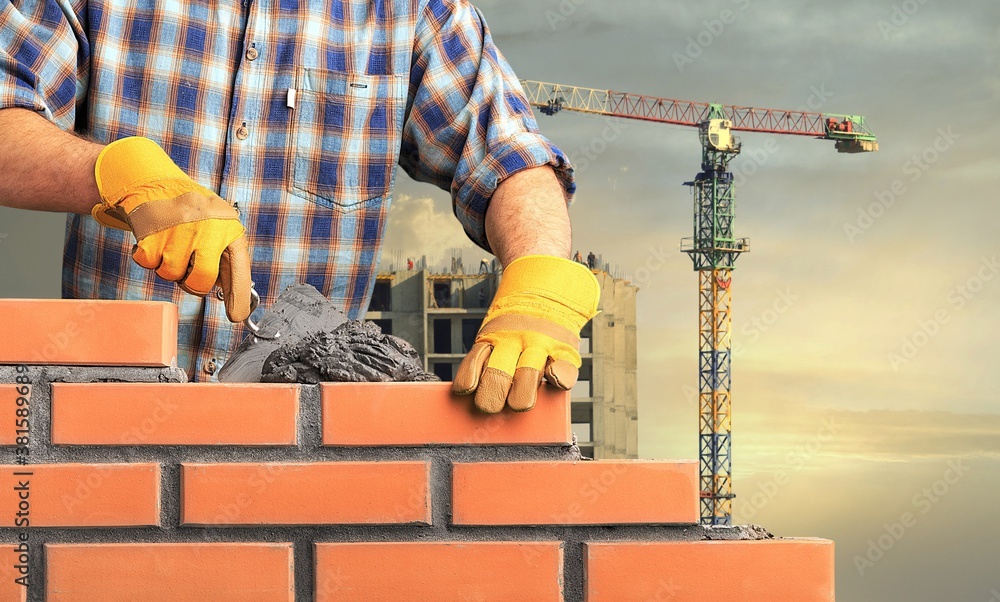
xmin=290 ymin=68 xmax=407 ymax=211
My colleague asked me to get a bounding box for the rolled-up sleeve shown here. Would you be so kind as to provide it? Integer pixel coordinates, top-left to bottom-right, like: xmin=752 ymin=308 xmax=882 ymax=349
xmin=0 ymin=0 xmax=89 ymax=131
xmin=400 ymin=0 xmax=574 ymax=252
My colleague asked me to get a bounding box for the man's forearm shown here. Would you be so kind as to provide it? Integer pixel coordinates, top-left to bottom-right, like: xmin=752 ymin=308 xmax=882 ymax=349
xmin=484 ymin=166 xmax=572 ymax=266
xmin=0 ymin=108 xmax=102 ymax=214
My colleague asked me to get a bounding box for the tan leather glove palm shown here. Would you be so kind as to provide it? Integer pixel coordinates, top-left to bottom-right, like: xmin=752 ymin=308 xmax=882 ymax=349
xmin=453 ymin=255 xmax=600 ymax=413
xmin=93 ymin=137 xmax=252 ymax=322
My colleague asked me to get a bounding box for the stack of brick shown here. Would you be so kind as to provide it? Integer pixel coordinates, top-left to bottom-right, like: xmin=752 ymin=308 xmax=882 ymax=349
xmin=0 ymin=299 xmax=834 ymax=601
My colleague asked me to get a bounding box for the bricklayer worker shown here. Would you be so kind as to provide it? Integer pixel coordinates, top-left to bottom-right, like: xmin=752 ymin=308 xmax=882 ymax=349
xmin=0 ymin=0 xmax=599 ymax=413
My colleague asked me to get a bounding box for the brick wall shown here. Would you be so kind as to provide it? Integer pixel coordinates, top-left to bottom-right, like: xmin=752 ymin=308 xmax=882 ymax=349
xmin=1 ymin=299 xmax=834 ymax=601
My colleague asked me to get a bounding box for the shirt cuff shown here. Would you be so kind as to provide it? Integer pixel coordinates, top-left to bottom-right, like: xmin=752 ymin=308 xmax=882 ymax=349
xmin=454 ymin=131 xmax=576 ymax=253
xmin=0 ymin=87 xmax=49 ymax=117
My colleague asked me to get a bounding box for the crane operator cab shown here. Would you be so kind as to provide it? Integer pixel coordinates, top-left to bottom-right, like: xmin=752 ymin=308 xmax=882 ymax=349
xmin=700 ymin=119 xmax=741 ymax=153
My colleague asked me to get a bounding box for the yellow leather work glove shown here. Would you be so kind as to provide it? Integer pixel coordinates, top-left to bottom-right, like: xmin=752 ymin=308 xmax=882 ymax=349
xmin=453 ymin=255 xmax=600 ymax=413
xmin=92 ymin=137 xmax=252 ymax=322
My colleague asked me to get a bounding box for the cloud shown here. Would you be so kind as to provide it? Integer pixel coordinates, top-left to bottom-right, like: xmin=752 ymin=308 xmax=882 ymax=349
xmin=740 ymin=408 xmax=1000 ymax=469
xmin=381 ymin=193 xmax=491 ymax=270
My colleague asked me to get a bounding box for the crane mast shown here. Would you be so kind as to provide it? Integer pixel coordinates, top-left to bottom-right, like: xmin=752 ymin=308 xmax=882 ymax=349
xmin=522 ymin=80 xmax=878 ymax=525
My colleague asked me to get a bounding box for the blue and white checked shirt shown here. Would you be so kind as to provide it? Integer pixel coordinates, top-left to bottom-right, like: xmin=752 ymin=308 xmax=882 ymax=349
xmin=0 ymin=0 xmax=574 ymax=380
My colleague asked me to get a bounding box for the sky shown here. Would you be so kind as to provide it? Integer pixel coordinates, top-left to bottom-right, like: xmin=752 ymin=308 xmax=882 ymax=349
xmin=1 ymin=1 xmax=998 ymax=600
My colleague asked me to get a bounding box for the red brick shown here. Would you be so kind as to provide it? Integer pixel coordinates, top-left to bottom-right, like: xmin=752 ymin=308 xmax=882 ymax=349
xmin=0 ymin=542 xmax=27 ymax=601
xmin=322 ymin=382 xmax=571 ymax=446
xmin=315 ymin=542 xmax=563 ymax=601
xmin=181 ymin=462 xmax=430 ymax=525
xmin=51 ymin=383 xmax=299 ymax=445
xmin=46 ymin=543 xmax=293 ymax=601
xmin=0 ymin=299 xmax=177 ymax=366
xmin=0 ymin=384 xmax=30 ymax=446
xmin=0 ymin=464 xmax=160 ymax=527
xmin=585 ymin=540 xmax=835 ymax=601
xmin=452 ymin=460 xmax=698 ymax=525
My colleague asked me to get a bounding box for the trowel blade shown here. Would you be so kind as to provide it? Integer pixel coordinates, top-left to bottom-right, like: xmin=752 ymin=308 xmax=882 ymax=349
xmin=217 ymin=284 xmax=349 ymax=382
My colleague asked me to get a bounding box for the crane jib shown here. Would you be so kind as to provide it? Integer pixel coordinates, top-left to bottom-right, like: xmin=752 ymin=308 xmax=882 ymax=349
xmin=520 ymin=80 xmax=877 ymax=144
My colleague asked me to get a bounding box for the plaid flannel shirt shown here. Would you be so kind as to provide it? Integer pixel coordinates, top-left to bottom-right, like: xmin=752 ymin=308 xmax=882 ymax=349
xmin=0 ymin=0 xmax=574 ymax=380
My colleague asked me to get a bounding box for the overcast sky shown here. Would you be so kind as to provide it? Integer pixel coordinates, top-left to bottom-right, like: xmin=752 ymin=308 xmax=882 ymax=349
xmin=1 ymin=1 xmax=997 ymax=599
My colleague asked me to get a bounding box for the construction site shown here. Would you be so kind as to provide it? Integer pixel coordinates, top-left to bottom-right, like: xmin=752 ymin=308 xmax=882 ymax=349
xmin=3 ymin=1 xmax=989 ymax=601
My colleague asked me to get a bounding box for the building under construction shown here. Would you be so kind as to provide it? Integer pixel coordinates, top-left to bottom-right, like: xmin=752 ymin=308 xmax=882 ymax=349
xmin=366 ymin=254 xmax=639 ymax=459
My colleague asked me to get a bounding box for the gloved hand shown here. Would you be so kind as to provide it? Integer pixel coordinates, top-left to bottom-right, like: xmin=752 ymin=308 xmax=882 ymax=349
xmin=453 ymin=255 xmax=600 ymax=413
xmin=92 ymin=136 xmax=252 ymax=322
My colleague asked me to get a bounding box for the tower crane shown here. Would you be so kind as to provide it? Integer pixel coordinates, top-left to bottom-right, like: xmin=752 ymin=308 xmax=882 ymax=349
xmin=519 ymin=80 xmax=878 ymax=525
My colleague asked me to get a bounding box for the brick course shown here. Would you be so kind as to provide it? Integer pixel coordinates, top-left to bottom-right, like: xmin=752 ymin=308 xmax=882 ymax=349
xmin=585 ymin=540 xmax=836 ymax=601
xmin=46 ymin=543 xmax=294 ymax=601
xmin=51 ymin=383 xmax=299 ymax=446
xmin=322 ymin=382 xmax=571 ymax=446
xmin=0 ymin=300 xmax=177 ymax=367
xmin=452 ymin=460 xmax=698 ymax=525
xmin=314 ymin=542 xmax=564 ymax=601
xmin=180 ymin=462 xmax=431 ymax=525
xmin=0 ymin=463 xmax=160 ymax=528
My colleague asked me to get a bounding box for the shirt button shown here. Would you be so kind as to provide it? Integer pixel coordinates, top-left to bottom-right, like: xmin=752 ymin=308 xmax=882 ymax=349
xmin=204 ymin=360 xmax=218 ymax=376
xmin=215 ymin=287 xmax=225 ymax=300
xmin=236 ymin=124 xmax=249 ymax=140
xmin=246 ymin=46 xmax=260 ymax=61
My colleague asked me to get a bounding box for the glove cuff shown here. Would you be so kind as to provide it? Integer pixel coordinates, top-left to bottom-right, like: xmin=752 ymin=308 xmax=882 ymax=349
xmin=493 ymin=255 xmax=601 ymax=325
xmin=94 ymin=137 xmax=192 ymax=211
